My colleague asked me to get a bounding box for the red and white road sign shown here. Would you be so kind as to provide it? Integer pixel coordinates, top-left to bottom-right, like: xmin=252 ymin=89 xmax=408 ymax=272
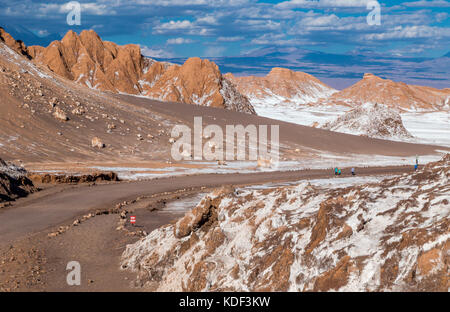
xmin=130 ymin=216 xmax=136 ymax=225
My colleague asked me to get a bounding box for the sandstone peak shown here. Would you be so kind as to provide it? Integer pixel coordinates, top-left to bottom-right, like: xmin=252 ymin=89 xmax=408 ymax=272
xmin=363 ymin=73 xmax=377 ymax=79
xmin=0 ymin=27 xmax=30 ymax=58
xmin=79 ymin=29 xmax=101 ymax=40
xmin=177 ymin=57 xmax=221 ymax=79
xmin=184 ymin=57 xmax=217 ymax=68
xmin=269 ymin=67 xmax=292 ymax=74
xmin=61 ymin=29 xmax=79 ymax=43
xmin=226 ymin=67 xmax=337 ymax=107
xmin=27 ymin=30 xmax=254 ymax=113
xmin=362 ymin=73 xmax=386 ymax=82
xmin=224 ymin=72 xmax=235 ymax=79
xmin=327 ymin=73 xmax=450 ymax=110
xmin=141 ymin=55 xmax=254 ymax=113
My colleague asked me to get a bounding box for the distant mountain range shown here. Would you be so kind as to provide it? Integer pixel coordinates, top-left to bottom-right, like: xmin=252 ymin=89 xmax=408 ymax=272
xmin=3 ymin=24 xmax=448 ymax=90
xmin=1 ymin=24 xmax=60 ymax=47
xmin=158 ymin=47 xmax=450 ymax=90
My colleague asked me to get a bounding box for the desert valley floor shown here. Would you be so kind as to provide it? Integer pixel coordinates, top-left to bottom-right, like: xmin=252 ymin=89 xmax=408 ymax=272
xmin=0 ymin=28 xmax=449 ymax=292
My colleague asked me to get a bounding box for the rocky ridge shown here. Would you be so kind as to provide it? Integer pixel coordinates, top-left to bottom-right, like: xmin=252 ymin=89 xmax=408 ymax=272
xmin=28 ymin=30 xmax=255 ymax=114
xmin=0 ymin=27 xmax=30 ymax=59
xmin=0 ymin=158 xmax=36 ymax=203
xmin=122 ymin=155 xmax=449 ymax=291
xmin=0 ymin=31 xmax=182 ymax=162
xmin=225 ymin=68 xmax=337 ymax=107
xmin=324 ymin=73 xmax=450 ymax=111
xmin=320 ymin=102 xmax=414 ymax=140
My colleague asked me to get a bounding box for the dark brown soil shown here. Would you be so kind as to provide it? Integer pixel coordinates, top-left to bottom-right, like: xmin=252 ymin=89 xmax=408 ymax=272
xmin=28 ymin=172 xmax=119 ymax=184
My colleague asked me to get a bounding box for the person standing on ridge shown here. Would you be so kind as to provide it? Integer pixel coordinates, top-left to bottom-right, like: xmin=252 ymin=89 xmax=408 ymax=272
xmin=352 ymin=168 xmax=355 ymax=176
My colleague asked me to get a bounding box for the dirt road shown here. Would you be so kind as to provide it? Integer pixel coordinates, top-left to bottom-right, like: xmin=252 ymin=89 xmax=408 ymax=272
xmin=0 ymin=165 xmax=415 ymax=291
xmin=0 ymin=165 xmax=414 ymax=247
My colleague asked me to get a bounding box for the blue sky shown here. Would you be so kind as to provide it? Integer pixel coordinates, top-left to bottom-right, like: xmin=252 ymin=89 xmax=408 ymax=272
xmin=1 ymin=1 xmax=449 ymax=88
xmin=1 ymin=0 xmax=449 ymax=58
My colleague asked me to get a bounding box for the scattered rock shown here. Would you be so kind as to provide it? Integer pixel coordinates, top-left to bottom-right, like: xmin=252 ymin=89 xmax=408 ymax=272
xmin=52 ymin=107 xmax=69 ymax=121
xmin=91 ymin=137 xmax=105 ymax=149
xmin=28 ymin=172 xmax=119 ymax=184
xmin=49 ymin=97 xmax=58 ymax=107
xmin=71 ymin=107 xmax=85 ymax=115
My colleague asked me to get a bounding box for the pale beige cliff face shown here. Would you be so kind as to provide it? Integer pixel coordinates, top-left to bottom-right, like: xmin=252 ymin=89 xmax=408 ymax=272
xmin=326 ymin=73 xmax=450 ymax=111
xmin=225 ymin=68 xmax=337 ymax=105
xmin=27 ymin=30 xmax=255 ymax=114
xmin=144 ymin=58 xmax=230 ymax=109
xmin=227 ymin=68 xmax=449 ymax=112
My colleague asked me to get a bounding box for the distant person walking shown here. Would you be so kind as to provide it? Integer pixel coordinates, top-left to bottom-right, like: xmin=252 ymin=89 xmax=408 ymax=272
xmin=335 ymin=168 xmax=338 ymax=176
xmin=351 ymin=168 xmax=355 ymax=176
xmin=415 ymin=155 xmax=419 ymax=171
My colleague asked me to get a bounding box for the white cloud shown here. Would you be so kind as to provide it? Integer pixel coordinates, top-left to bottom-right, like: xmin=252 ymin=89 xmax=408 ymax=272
xmin=276 ymin=0 xmax=371 ymax=9
xmin=250 ymin=33 xmax=285 ymax=45
xmin=131 ymin=0 xmax=248 ymax=7
xmin=435 ymin=12 xmax=448 ymax=22
xmin=153 ymin=20 xmax=212 ymax=36
xmin=402 ymin=0 xmax=450 ymax=8
xmin=300 ymin=13 xmax=340 ymax=27
xmin=365 ymin=25 xmax=450 ymax=40
xmin=166 ymin=37 xmax=194 ymax=44
xmin=217 ymin=36 xmax=245 ymax=42
xmin=204 ymin=46 xmax=226 ymax=57
xmin=140 ymin=45 xmax=175 ymax=58
xmin=37 ymin=29 xmax=49 ymax=37
xmin=196 ymin=15 xmax=219 ymax=25
xmin=236 ymin=19 xmax=282 ymax=31
xmin=37 ymin=2 xmax=117 ymax=15
xmin=155 ymin=20 xmax=194 ymax=31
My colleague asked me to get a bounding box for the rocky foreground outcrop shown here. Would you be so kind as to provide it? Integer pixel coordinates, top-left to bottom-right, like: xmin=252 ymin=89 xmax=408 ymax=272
xmin=0 ymin=27 xmax=30 ymax=59
xmin=28 ymin=30 xmax=255 ymax=114
xmin=27 ymin=172 xmax=119 ymax=184
xmin=320 ymin=102 xmax=414 ymax=140
xmin=122 ymin=155 xmax=449 ymax=291
xmin=0 ymin=159 xmax=36 ymax=202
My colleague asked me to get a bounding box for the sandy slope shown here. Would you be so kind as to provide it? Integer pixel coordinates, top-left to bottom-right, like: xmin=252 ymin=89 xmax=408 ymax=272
xmin=1 ymin=36 xmax=448 ymax=168
xmin=119 ymin=94 xmax=447 ymax=158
